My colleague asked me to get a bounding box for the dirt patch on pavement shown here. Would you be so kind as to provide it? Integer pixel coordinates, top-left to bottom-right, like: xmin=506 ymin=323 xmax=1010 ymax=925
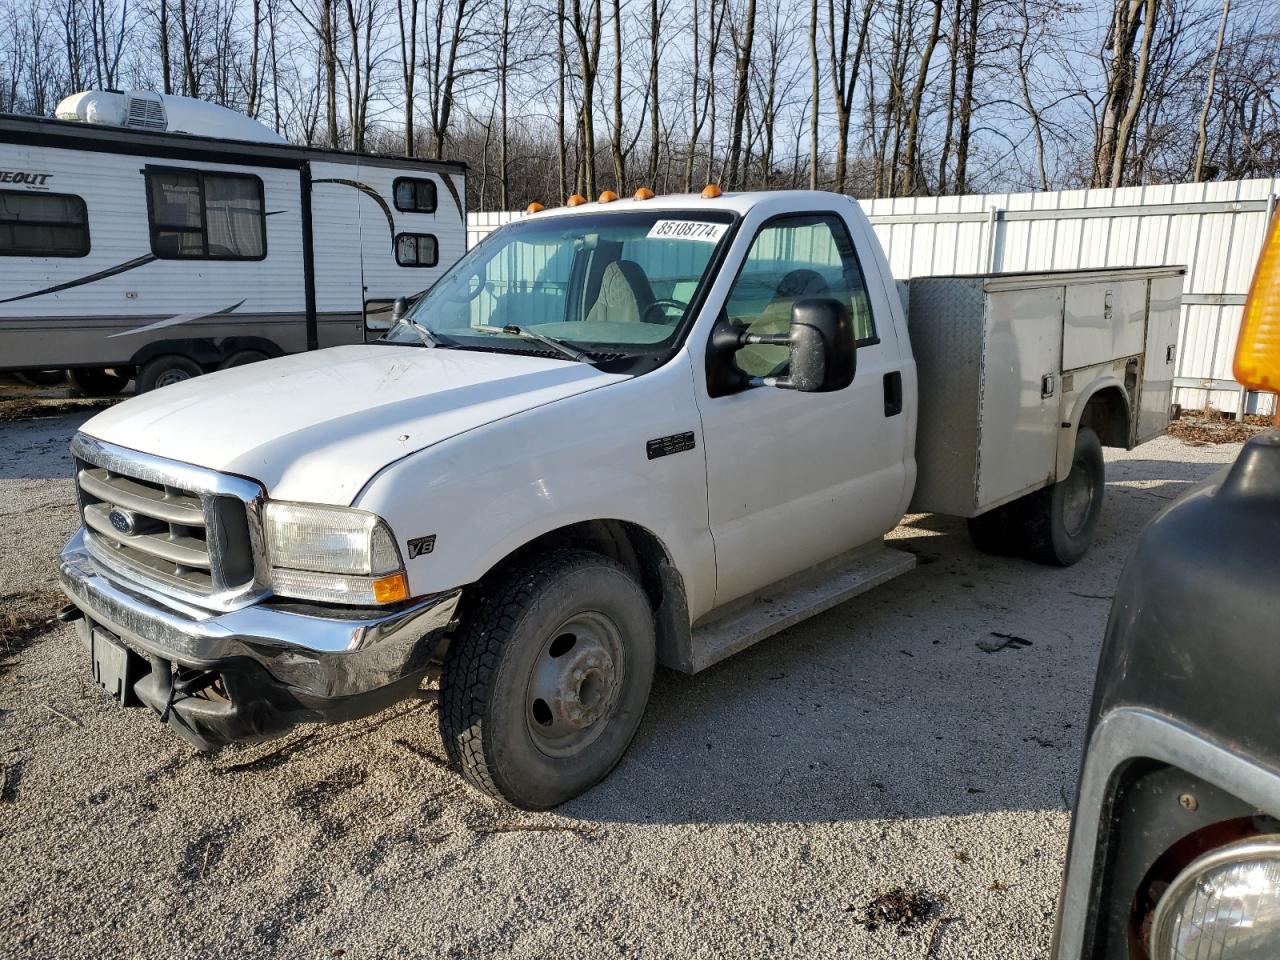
xmin=0 ymin=398 xmax=120 ymax=423
xmin=1 ymin=588 xmax=65 ymax=660
xmin=851 ymin=887 xmax=944 ymax=935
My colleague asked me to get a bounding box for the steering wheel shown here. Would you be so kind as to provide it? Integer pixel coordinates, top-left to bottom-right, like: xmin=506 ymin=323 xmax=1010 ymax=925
xmin=640 ymin=298 xmax=689 ymax=324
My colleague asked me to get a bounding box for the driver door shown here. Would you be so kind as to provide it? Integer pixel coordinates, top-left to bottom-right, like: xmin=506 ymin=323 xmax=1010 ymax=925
xmin=695 ymin=212 xmax=909 ymax=609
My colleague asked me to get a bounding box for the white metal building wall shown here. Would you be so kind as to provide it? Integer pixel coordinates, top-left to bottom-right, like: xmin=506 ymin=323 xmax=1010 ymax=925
xmin=468 ymin=177 xmax=1280 ymax=415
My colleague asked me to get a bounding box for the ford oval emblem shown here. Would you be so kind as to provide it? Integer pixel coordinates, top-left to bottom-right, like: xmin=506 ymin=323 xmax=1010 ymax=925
xmin=108 ymin=508 xmax=136 ymax=535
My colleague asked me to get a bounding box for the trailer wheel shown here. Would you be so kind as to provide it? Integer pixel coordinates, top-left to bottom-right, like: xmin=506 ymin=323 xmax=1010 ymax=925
xmin=1022 ymin=427 xmax=1105 ymax=567
xmin=439 ymin=549 xmax=655 ymax=810
xmin=966 ymin=502 xmax=1024 ymax=557
xmin=137 ymin=355 xmax=203 ymax=392
xmin=66 ymin=367 xmax=131 ymax=397
xmin=220 ymin=350 xmax=269 ymax=369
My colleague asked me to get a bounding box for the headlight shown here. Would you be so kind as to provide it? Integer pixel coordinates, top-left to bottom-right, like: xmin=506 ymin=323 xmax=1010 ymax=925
xmin=264 ymin=501 xmax=407 ymax=605
xmin=1152 ymin=835 xmax=1280 ymax=959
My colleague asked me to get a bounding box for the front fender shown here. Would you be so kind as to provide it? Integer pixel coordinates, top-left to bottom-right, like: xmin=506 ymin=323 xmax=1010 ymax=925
xmin=353 ymin=353 xmax=718 ymax=621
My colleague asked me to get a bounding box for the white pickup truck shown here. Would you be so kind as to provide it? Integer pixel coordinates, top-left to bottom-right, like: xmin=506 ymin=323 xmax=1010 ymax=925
xmin=58 ymin=189 xmax=1182 ymax=808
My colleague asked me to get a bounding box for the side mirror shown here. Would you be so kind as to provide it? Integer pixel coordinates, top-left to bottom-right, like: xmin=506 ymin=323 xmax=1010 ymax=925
xmin=392 ymin=296 xmax=408 ymax=322
xmin=707 ymin=296 xmax=855 ymax=396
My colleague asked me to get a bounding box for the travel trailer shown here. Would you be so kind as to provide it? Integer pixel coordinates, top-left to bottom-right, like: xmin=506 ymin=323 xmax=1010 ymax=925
xmin=0 ymin=91 xmax=467 ymax=393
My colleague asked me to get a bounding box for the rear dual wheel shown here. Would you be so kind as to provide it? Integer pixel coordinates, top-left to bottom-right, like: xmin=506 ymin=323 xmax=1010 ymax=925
xmin=967 ymin=427 xmax=1105 ymax=567
xmin=439 ymin=550 xmax=655 ymax=810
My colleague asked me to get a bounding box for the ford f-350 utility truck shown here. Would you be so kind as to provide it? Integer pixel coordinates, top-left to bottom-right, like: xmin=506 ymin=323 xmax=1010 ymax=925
xmin=57 ymin=189 xmax=1182 ymax=808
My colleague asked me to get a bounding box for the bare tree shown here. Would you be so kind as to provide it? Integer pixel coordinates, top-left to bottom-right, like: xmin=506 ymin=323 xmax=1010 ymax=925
xmin=1094 ymin=0 xmax=1159 ymax=188
xmin=1194 ymin=0 xmax=1230 ymax=181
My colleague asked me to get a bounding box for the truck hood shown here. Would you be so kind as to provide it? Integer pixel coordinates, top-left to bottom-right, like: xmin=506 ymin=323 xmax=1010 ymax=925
xmin=81 ymin=345 xmax=628 ymax=504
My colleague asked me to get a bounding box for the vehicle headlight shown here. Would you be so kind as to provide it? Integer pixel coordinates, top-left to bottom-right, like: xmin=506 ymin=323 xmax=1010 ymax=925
xmin=264 ymin=501 xmax=408 ymax=605
xmin=1152 ymin=836 xmax=1280 ymax=959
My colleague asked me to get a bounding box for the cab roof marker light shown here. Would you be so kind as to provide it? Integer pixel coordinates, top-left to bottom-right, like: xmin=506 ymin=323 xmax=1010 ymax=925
xmin=598 ymin=190 xmax=619 ymax=203
xmin=633 ymin=187 xmax=655 ymax=200
xmin=566 ymin=194 xmax=587 ymax=206
xmin=525 ymin=201 xmax=545 ymax=214
xmin=701 ymin=184 xmax=722 ymax=199
xmin=1234 ymin=211 xmax=1280 ymax=423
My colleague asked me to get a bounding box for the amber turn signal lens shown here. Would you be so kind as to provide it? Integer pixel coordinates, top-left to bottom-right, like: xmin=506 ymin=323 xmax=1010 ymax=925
xmin=526 ymin=201 xmax=545 ymax=214
xmin=371 ymin=571 xmax=409 ymax=604
xmin=701 ymin=184 xmax=722 ymax=199
xmin=633 ymin=187 xmax=655 ymax=200
xmin=1235 ymin=213 xmax=1280 ymax=408
xmin=598 ymin=190 xmax=618 ymax=203
xmin=566 ymin=194 xmax=587 ymax=206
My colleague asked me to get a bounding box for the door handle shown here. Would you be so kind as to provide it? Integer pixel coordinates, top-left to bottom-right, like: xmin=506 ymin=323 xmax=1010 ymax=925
xmin=883 ymin=371 xmax=903 ymax=417
xmin=1042 ymin=374 xmax=1056 ymax=398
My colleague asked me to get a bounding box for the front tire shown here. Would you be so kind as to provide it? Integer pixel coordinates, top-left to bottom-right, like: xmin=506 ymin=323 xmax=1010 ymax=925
xmin=439 ymin=550 xmax=656 ymax=809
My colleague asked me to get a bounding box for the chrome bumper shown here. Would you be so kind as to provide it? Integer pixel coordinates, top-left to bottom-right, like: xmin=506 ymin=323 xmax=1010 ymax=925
xmin=58 ymin=529 xmax=460 ymax=700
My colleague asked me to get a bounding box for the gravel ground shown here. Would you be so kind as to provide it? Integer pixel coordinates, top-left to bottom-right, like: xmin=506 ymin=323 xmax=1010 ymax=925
xmin=0 ymin=412 xmax=1241 ymax=960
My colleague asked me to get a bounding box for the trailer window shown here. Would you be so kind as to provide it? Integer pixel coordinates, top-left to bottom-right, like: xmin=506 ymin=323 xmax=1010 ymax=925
xmin=0 ymin=191 xmax=89 ymax=257
xmin=145 ymin=168 xmax=265 ymax=260
xmin=394 ymin=178 xmax=437 ymax=213
xmin=396 ymin=233 xmax=438 ymax=267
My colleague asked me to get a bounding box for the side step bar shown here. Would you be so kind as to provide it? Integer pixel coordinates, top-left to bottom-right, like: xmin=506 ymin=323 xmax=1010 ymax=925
xmin=686 ymin=543 xmax=917 ymax=673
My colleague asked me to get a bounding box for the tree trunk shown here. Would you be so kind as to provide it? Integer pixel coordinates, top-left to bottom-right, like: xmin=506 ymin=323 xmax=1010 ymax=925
xmin=953 ymin=0 xmax=978 ymax=193
xmin=159 ymin=0 xmax=171 ymax=94
xmin=610 ymin=0 xmax=624 ymax=191
xmin=808 ymin=0 xmax=819 ymax=189
xmin=725 ymin=0 xmax=755 ymax=190
xmin=898 ymin=0 xmax=943 ymax=195
xmin=1194 ymin=0 xmax=1230 ymax=182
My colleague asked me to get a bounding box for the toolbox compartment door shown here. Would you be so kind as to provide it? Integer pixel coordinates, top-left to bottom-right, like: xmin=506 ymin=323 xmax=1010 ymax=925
xmin=976 ymin=284 xmax=1065 ymax=510
xmin=1062 ymin=280 xmax=1147 ymax=372
xmin=1136 ymin=274 xmax=1182 ymax=443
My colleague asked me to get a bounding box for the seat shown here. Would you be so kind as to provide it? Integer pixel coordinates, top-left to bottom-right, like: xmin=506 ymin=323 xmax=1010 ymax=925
xmin=735 ymin=269 xmax=830 ymax=378
xmin=585 ymin=260 xmax=657 ymax=325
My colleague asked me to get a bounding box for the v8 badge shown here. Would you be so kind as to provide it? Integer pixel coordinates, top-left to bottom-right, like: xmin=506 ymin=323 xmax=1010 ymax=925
xmin=407 ymin=534 xmax=437 ymax=559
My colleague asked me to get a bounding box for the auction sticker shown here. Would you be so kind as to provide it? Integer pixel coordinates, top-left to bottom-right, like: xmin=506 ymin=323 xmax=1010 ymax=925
xmin=647 ymin=220 xmax=729 ymax=243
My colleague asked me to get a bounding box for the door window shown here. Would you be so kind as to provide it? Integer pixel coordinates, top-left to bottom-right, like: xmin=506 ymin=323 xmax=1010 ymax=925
xmin=723 ymin=214 xmax=876 ymax=378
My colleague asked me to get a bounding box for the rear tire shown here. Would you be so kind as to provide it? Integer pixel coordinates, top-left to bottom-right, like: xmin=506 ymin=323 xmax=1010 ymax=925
xmin=66 ymin=367 xmax=131 ymax=397
xmin=1022 ymin=427 xmax=1106 ymax=566
xmin=439 ymin=549 xmax=656 ymax=810
xmin=136 ymin=355 xmax=203 ymax=393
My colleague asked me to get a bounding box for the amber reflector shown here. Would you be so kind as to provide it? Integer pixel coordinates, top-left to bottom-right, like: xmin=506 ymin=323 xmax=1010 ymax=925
xmin=701 ymin=184 xmax=722 ymax=199
xmin=598 ymin=190 xmax=619 ymax=203
xmin=371 ymin=571 xmax=409 ymax=604
xmin=634 ymin=187 xmax=655 ymax=200
xmin=1235 ymin=213 xmax=1280 ymax=407
xmin=526 ymin=201 xmax=545 ymax=214
xmin=566 ymin=194 xmax=587 ymax=206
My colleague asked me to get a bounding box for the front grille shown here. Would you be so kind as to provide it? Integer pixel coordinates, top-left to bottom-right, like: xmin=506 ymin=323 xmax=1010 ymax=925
xmin=72 ymin=434 xmax=266 ymax=610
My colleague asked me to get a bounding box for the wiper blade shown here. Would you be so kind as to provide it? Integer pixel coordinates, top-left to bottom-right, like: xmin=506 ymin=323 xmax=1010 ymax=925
xmin=400 ymin=317 xmax=442 ymax=347
xmin=473 ymin=324 xmax=589 ymax=362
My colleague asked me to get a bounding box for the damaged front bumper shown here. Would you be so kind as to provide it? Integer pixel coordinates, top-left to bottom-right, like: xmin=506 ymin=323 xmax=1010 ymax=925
xmin=58 ymin=530 xmax=460 ymax=750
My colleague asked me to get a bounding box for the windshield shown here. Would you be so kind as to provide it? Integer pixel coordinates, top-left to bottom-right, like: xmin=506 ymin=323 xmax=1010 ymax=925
xmin=385 ymin=210 xmax=736 ymax=358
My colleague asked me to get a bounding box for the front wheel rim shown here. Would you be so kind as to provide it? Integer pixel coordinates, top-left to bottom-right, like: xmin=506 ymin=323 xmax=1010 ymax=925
xmin=526 ymin=610 xmax=626 ymax=759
